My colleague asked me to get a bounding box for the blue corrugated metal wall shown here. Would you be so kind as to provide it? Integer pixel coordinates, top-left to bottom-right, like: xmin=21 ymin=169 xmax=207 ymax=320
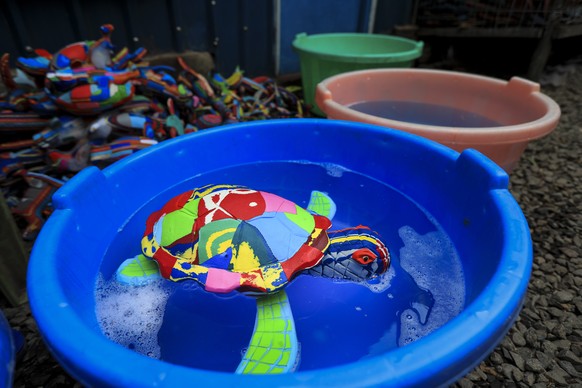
xmin=0 ymin=0 xmax=409 ymax=77
xmin=211 ymin=0 xmax=274 ymax=76
xmin=277 ymin=0 xmax=374 ymax=74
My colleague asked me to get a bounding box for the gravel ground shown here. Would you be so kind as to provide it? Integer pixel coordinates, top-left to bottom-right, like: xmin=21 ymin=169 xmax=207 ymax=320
xmin=452 ymin=60 xmax=582 ymax=387
xmin=1 ymin=62 xmax=581 ymax=387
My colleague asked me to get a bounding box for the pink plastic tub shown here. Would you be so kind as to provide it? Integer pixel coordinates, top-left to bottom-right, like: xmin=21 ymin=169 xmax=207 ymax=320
xmin=316 ymin=68 xmax=561 ymax=172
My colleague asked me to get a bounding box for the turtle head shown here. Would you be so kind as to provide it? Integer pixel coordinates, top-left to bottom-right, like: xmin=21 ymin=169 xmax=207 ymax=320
xmin=309 ymin=226 xmax=390 ymax=281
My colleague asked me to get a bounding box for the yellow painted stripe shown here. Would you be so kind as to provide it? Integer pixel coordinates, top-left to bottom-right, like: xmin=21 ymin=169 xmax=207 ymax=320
xmin=329 ymin=234 xmax=379 ymax=245
xmin=191 ymin=184 xmax=239 ymax=200
xmin=205 ymin=227 xmax=236 ymax=258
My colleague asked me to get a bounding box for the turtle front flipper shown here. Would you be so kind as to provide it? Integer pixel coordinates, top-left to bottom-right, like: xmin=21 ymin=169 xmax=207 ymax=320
xmin=116 ymin=254 xmax=161 ymax=286
xmin=236 ymin=290 xmax=299 ymax=374
xmin=307 ymin=190 xmax=336 ymax=219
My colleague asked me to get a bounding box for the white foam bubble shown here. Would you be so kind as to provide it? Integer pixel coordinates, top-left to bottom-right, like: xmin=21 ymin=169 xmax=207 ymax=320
xmin=95 ymin=274 xmax=172 ymax=359
xmin=364 ymin=266 xmax=396 ymax=293
xmin=322 ymin=163 xmax=349 ymax=178
xmin=397 ymin=225 xmax=465 ymax=347
xmin=286 ymin=160 xmax=351 ymax=178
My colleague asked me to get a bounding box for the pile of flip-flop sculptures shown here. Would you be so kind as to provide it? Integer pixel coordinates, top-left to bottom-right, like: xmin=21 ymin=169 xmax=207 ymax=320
xmin=0 ymin=24 xmax=308 ymax=241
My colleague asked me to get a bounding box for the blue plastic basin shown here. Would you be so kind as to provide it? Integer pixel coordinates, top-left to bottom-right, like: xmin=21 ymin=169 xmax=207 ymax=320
xmin=1 ymin=310 xmax=15 ymax=387
xmin=28 ymin=119 xmax=532 ymax=387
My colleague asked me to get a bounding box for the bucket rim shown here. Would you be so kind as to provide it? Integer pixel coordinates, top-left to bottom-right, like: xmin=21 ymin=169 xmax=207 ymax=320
xmin=292 ymin=32 xmax=424 ymax=63
xmin=316 ymin=68 xmax=561 ymax=144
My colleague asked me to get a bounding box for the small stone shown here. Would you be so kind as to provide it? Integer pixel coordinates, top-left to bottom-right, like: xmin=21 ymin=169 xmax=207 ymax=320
xmin=548 ymin=307 xmax=565 ymax=318
xmin=553 ymin=339 xmax=571 ymax=350
xmin=542 ymin=340 xmax=558 ymax=354
xmin=523 ymin=372 xmax=536 ymax=386
xmin=558 ymin=349 xmax=582 ymax=365
xmin=545 ymin=366 xmax=569 ymax=385
xmin=522 ymin=307 xmax=541 ymax=321
xmin=524 ymin=328 xmax=539 ymax=347
xmin=481 ymin=365 xmax=500 ymax=378
xmin=546 ymin=274 xmax=560 ymax=286
xmin=536 ymin=352 xmax=554 ymax=370
xmin=555 ymin=264 xmax=569 ymax=276
xmin=544 ymin=320 xmax=559 ymax=332
xmin=552 ymin=323 xmax=569 ymax=339
xmin=510 ymin=351 xmax=526 ymax=371
xmin=466 ymin=367 xmax=487 ymax=382
xmin=512 ymin=331 xmax=527 ymax=347
xmin=560 ymin=247 xmax=578 ymax=258
xmin=489 ymin=351 xmax=504 ymax=365
xmin=558 ymin=360 xmax=580 ymax=377
xmin=552 ymin=290 xmax=574 ymax=303
xmin=501 ymin=363 xmax=524 ymax=382
xmin=535 ymin=373 xmax=550 ymax=384
xmin=515 ymin=321 xmax=527 ymax=332
xmin=530 ymin=278 xmax=547 ymax=291
xmin=525 ymin=358 xmax=545 ymax=373
xmin=502 ymin=335 xmax=517 ymax=351
xmin=516 ymin=347 xmax=534 ymax=361
xmin=455 ymin=377 xmax=474 ymax=388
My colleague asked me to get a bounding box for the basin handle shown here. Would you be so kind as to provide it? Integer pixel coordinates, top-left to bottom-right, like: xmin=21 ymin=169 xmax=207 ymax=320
xmin=315 ymin=84 xmax=333 ymax=113
xmin=507 ymin=77 xmax=540 ymax=95
xmin=294 ymin=32 xmax=308 ymax=41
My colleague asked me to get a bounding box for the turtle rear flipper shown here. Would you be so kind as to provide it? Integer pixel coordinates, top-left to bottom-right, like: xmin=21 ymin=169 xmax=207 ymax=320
xmin=116 ymin=254 xmax=162 ymax=286
xmin=236 ymin=291 xmax=299 ymax=374
xmin=307 ymin=191 xmax=336 ymax=220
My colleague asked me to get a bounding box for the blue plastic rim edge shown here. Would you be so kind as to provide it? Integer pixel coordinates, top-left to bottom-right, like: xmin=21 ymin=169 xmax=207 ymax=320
xmin=0 ymin=310 xmax=15 ymax=387
xmin=27 ymin=119 xmax=532 ymax=387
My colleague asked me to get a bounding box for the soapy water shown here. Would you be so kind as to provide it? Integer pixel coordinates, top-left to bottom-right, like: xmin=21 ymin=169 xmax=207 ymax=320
xmin=93 ymin=225 xmax=462 ymax=368
xmin=330 ymin=224 xmax=464 ymax=361
xmin=95 ymin=275 xmax=172 ymax=359
xmin=397 ymin=226 xmax=465 ymax=346
xmin=93 ymin=161 xmax=466 ymax=371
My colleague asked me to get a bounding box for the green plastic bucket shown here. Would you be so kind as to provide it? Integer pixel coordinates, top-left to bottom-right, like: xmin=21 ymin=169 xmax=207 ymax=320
xmin=292 ymin=33 xmax=423 ymax=115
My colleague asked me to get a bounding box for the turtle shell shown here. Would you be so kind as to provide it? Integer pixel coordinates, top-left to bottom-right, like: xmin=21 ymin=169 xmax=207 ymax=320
xmin=141 ymin=184 xmax=332 ymax=294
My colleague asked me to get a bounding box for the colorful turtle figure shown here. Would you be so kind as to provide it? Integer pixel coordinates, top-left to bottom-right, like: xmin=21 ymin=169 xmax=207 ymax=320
xmin=116 ymin=184 xmax=390 ymax=374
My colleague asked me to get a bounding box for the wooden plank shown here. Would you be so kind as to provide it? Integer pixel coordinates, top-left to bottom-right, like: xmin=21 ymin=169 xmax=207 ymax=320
xmin=0 ymin=194 xmax=28 ymax=307
xmin=554 ymin=23 xmax=582 ymax=39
